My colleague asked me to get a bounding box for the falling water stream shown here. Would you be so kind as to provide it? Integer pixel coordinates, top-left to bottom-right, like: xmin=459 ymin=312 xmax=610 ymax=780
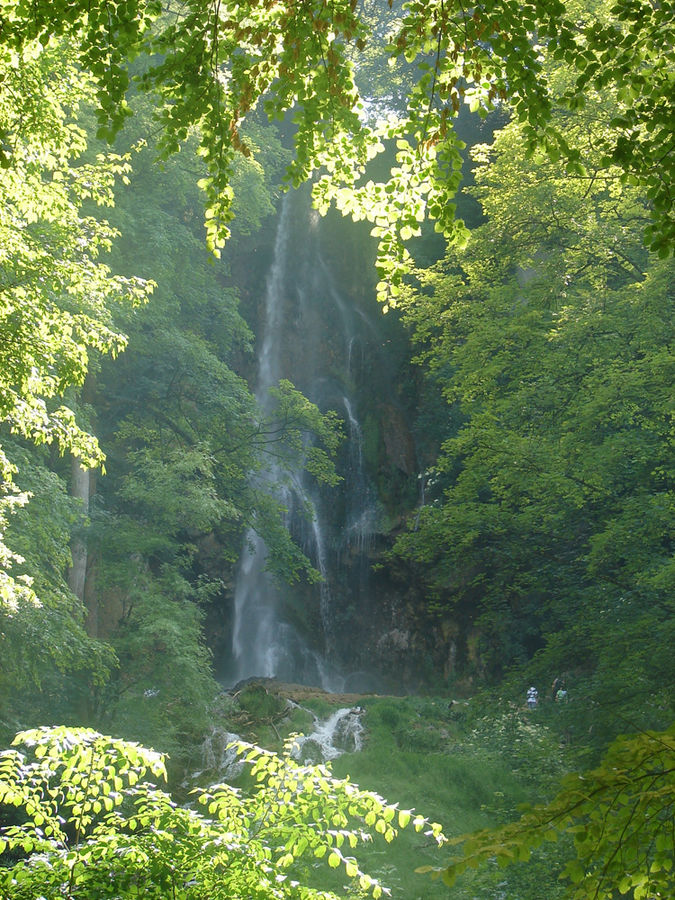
xmin=227 ymin=190 xmax=381 ymax=689
xmin=197 ymin=705 xmax=364 ymax=785
xmin=229 ymin=196 xmax=328 ymax=687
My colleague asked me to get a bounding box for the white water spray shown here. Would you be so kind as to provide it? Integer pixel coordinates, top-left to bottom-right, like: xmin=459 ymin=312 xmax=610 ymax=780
xmin=290 ymin=706 xmax=364 ymax=762
xmin=227 ymin=189 xmax=382 ymax=690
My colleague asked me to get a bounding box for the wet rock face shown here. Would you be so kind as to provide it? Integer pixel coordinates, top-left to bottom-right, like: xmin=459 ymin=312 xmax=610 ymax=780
xmin=380 ymin=403 xmax=417 ymax=475
xmin=323 ymin=553 xmax=482 ymax=695
xmin=207 ymin=190 xmax=479 ymax=694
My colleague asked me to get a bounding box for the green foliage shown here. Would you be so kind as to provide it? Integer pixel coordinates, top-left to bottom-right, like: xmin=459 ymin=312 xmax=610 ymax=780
xmin=0 ymin=726 xmax=445 ymax=898
xmin=0 ymin=36 xmax=150 ymax=716
xmin=265 ymin=379 xmax=343 ymax=488
xmin=0 ymin=6 xmax=672 ymax=895
xmin=370 ymin=36 xmax=675 ymax=897
xmin=0 ymin=453 xmax=37 ymax=616
xmin=459 ymin=703 xmax=568 ymax=788
xmin=432 ymin=724 xmax=675 ymax=900
xmin=393 ymin=93 xmax=674 ymax=717
xmin=2 ymin=0 xmax=671 ymax=306
xmin=98 ymin=579 xmax=216 ymax=760
xmin=0 ymin=40 xmax=151 ymax=471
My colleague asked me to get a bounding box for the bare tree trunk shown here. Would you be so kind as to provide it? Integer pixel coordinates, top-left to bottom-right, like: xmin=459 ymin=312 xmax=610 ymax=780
xmin=68 ymin=456 xmax=96 ymax=631
xmin=67 ymin=373 xmax=100 ymax=637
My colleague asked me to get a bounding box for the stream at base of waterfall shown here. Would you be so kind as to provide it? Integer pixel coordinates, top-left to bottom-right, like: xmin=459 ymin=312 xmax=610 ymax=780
xmin=196 ymin=703 xmax=365 ymax=785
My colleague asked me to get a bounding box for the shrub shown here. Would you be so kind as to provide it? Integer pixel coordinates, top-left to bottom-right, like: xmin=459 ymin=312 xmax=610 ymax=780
xmin=0 ymin=726 xmax=445 ymax=898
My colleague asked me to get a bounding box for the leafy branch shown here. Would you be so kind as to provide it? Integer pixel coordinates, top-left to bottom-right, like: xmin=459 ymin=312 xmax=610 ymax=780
xmin=0 ymin=726 xmax=446 ymax=899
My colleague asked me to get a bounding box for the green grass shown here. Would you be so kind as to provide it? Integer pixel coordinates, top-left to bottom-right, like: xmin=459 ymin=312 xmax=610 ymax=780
xmin=328 ymin=696 xmax=570 ymax=899
xmin=218 ymin=688 xmax=573 ymax=899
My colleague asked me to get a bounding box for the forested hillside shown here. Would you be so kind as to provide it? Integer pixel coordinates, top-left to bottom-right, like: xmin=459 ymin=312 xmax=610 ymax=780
xmin=1 ymin=0 xmax=673 ymax=897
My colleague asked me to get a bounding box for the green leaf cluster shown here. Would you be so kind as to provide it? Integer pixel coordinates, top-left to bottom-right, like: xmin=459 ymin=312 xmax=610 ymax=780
xmin=0 ymin=38 xmax=150 ymax=725
xmin=432 ymin=724 xmax=674 ymax=900
xmin=393 ymin=91 xmax=674 ymax=718
xmin=0 ymin=41 xmax=152 ymax=471
xmin=0 ymin=726 xmax=444 ymax=898
xmin=2 ymin=0 xmax=671 ymax=304
xmin=385 ymin=48 xmax=674 ymax=899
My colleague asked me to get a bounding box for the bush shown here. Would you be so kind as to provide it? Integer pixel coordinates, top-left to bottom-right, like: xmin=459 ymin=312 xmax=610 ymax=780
xmin=0 ymin=726 xmax=446 ymax=899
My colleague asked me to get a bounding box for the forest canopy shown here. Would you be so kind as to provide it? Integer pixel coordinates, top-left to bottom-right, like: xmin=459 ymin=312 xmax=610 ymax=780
xmin=1 ymin=0 xmax=673 ymax=898
xmin=2 ymin=0 xmax=673 ymax=288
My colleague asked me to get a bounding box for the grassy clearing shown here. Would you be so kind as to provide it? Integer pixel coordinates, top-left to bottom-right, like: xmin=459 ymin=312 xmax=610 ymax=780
xmin=327 ymin=696 xmax=568 ymax=899
xmin=214 ymin=686 xmax=573 ymax=899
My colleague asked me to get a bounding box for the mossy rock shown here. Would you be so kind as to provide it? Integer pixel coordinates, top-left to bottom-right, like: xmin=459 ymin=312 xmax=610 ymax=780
xmin=236 ymin=682 xmax=287 ymax=720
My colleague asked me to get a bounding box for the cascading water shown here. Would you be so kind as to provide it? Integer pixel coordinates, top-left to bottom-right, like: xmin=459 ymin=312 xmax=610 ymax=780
xmin=290 ymin=706 xmax=364 ymax=763
xmin=192 ymin=705 xmax=364 ymax=786
xmin=341 ymin=396 xmax=377 ymax=555
xmin=229 ymin=197 xmax=328 ymax=687
xmin=227 ymin=189 xmax=384 ymax=689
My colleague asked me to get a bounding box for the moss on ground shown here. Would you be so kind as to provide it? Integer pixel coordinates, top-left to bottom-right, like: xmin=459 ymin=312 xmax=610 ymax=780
xmin=208 ymin=682 xmax=573 ymax=899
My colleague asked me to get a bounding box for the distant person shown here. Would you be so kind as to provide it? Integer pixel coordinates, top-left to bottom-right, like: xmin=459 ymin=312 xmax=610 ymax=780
xmin=551 ymin=676 xmax=561 ymax=701
xmin=527 ymin=686 xmax=539 ymax=709
xmin=556 ymin=687 xmax=568 ymax=703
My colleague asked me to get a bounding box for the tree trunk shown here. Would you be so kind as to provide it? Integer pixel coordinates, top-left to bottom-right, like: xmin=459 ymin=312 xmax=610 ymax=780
xmin=68 ymin=456 xmax=95 ymax=629
xmin=67 ymin=372 xmax=100 ymax=637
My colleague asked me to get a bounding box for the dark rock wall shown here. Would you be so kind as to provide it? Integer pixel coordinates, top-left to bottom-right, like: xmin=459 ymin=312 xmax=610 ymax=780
xmin=207 ymin=190 xmax=475 ymax=692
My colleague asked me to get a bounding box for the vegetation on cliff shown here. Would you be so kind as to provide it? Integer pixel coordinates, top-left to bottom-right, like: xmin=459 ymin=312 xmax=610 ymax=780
xmin=1 ymin=0 xmax=673 ymax=896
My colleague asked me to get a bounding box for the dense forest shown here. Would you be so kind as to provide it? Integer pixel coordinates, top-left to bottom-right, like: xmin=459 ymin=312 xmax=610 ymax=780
xmin=0 ymin=1 xmax=673 ymax=898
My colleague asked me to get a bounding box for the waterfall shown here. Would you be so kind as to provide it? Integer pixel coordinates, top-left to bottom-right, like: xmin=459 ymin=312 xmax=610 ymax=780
xmin=227 ymin=189 xmax=381 ymax=690
xmin=230 ymin=196 xmax=326 ymax=686
xmin=342 ymin=396 xmax=376 ymax=554
xmin=290 ymin=707 xmax=364 ymax=763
